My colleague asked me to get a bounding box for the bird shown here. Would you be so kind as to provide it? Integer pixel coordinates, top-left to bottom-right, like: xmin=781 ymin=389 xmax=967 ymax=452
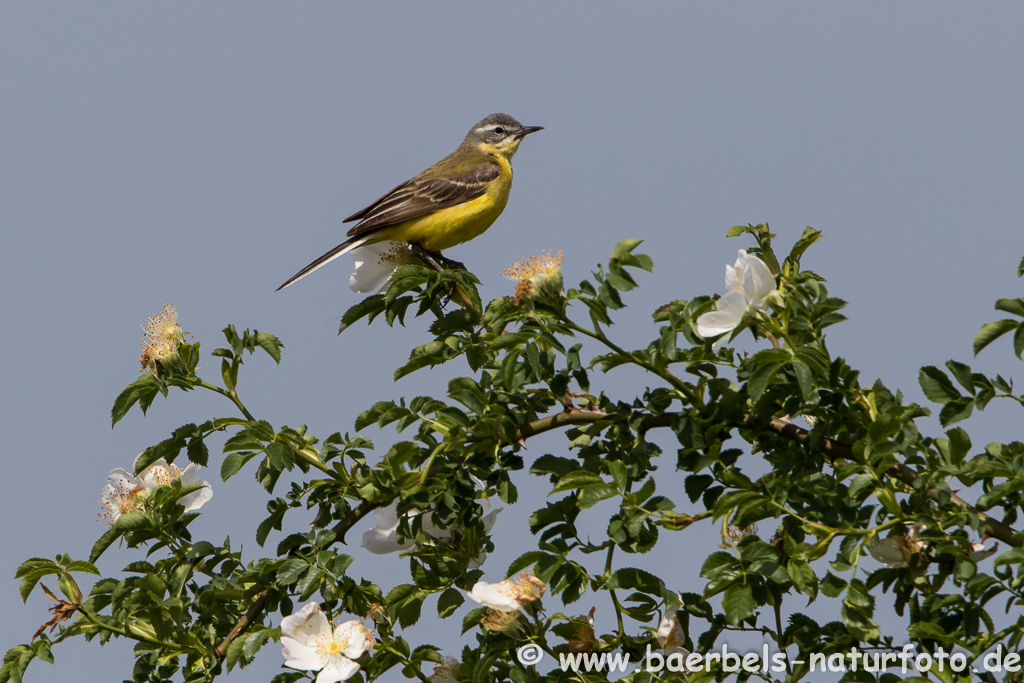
xmin=276 ymin=113 xmax=543 ymax=291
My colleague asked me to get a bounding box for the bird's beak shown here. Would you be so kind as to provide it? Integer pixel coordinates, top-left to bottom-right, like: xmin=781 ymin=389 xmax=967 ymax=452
xmin=518 ymin=126 xmax=544 ymax=138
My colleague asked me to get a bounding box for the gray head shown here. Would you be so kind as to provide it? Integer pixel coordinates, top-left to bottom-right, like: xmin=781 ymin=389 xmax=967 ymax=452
xmin=465 ymin=113 xmax=544 ymax=147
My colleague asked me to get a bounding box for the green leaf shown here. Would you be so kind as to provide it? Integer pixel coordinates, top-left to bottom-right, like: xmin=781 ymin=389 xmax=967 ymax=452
xmin=607 ymin=567 xmax=665 ymax=595
xmin=994 ymin=548 xmax=1024 ymax=567
xmin=394 ymin=341 xmax=447 ymax=380
xmin=551 ymin=470 xmax=605 ymax=493
xmin=436 ymin=587 xmax=464 ymax=618
xmin=791 ymin=360 xmax=815 ymax=404
xmin=90 ymin=528 xmax=122 ymax=563
xmin=611 ymin=239 xmax=644 ymax=261
xmin=507 ymin=551 xmax=548 ymax=578
xmin=254 ymin=332 xmax=284 ymax=364
xmin=919 ymin=366 xmax=960 ymax=404
xmin=995 ymin=298 xmax=1024 ymax=317
xmin=114 ymin=512 xmax=153 ymax=531
xmin=747 ymin=362 xmax=783 ymax=404
xmin=974 ymin=319 xmax=1018 ymax=355
xmin=945 ymin=360 xmax=974 ymax=393
xmin=722 ymin=583 xmax=754 ymax=625
xmin=819 ymin=572 xmax=848 ymax=598
xmin=945 ymin=427 xmax=971 ymax=465
xmin=786 ymin=226 xmax=822 ymax=263
xmin=277 ymin=559 xmax=308 ymax=585
xmin=111 ymin=373 xmax=164 ymax=426
xmin=339 ymin=295 xmax=387 ymax=333
xmin=786 ymin=560 xmax=818 ymax=601
xmin=938 ymin=397 xmax=974 ymax=427
xmin=577 ymin=483 xmax=618 ymax=509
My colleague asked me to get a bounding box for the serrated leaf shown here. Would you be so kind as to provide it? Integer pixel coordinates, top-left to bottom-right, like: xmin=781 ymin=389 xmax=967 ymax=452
xmin=945 ymin=427 xmax=971 ymax=465
xmin=254 ymin=332 xmax=284 ymax=364
xmin=792 ymin=360 xmax=815 ymax=404
xmin=938 ymin=397 xmax=974 ymax=427
xmin=819 ymin=572 xmax=847 ymax=598
xmin=786 ymin=560 xmax=818 ymax=601
xmin=577 ymin=483 xmax=618 ymax=509
xmin=722 ymin=583 xmax=754 ymax=625
xmin=919 ymin=366 xmax=960 ymax=404
xmin=747 ymin=362 xmax=783 ymax=404
xmin=111 ymin=374 xmax=164 ymax=426
xmin=995 ymin=298 xmax=1024 ymax=317
xmin=551 ymin=470 xmax=605 ymax=493
xmin=974 ymin=319 xmax=1018 ymax=356
xmin=436 ymin=588 xmax=464 ymax=618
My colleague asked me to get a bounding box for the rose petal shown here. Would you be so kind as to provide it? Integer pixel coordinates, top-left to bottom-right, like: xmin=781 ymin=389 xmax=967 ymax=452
xmin=281 ymin=602 xmax=330 ymax=643
xmin=467 ymin=580 xmax=521 ymax=612
xmin=315 ymin=658 xmax=361 ymax=683
xmin=742 ymin=253 xmax=776 ymax=302
xmin=695 ymin=291 xmax=748 ymax=338
xmin=281 ymin=636 xmax=323 ymax=670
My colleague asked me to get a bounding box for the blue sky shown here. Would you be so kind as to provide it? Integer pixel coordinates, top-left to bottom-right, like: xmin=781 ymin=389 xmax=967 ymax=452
xmin=2 ymin=4 xmax=1023 ymax=680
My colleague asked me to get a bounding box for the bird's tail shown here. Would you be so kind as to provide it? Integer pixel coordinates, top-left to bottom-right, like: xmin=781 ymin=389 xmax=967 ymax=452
xmin=276 ymin=234 xmax=376 ymax=291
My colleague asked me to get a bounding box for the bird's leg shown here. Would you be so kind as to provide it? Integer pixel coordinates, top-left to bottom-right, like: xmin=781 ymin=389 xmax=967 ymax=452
xmin=435 ymin=253 xmax=466 ymax=271
xmin=414 ymin=244 xmax=466 ymax=272
xmin=413 ymin=244 xmax=446 ymax=273
xmin=413 ymin=244 xmax=461 ymax=306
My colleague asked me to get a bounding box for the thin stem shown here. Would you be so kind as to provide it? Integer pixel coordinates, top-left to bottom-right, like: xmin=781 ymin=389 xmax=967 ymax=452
xmin=603 ymin=543 xmax=627 ymax=643
xmin=78 ymin=609 xmax=181 ymax=651
xmin=293 ymin=445 xmax=334 ymax=476
xmin=197 ymin=380 xmax=255 ymax=421
xmin=563 ymin=319 xmax=700 ymax=404
xmin=419 ymin=443 xmax=445 ymax=485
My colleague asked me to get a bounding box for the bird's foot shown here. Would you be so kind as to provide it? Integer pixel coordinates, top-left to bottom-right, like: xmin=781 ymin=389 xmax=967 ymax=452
xmin=414 ymin=245 xmax=466 ymax=272
xmin=413 ymin=245 xmax=462 ymax=306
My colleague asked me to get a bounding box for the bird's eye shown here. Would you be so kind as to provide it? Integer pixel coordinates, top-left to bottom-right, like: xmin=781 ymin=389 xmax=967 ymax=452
xmin=493 ymin=126 xmax=505 ymax=135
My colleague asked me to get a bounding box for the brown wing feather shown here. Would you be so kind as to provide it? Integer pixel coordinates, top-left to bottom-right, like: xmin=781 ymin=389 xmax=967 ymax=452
xmin=344 ymin=163 xmax=502 ymax=238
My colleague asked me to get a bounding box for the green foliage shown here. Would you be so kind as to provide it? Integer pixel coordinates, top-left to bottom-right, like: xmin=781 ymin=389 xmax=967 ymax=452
xmin=7 ymin=231 xmax=1024 ymax=683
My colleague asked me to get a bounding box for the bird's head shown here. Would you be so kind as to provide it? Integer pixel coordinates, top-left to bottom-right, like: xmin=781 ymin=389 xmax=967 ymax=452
xmin=465 ymin=113 xmax=543 ymax=160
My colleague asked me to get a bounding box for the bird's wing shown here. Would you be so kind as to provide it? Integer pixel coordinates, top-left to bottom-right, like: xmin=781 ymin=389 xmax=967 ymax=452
xmin=343 ymin=162 xmax=502 ymax=238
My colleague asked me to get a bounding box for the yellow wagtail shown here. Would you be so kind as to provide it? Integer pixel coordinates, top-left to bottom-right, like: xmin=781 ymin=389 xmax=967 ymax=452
xmin=276 ymin=113 xmax=543 ymax=291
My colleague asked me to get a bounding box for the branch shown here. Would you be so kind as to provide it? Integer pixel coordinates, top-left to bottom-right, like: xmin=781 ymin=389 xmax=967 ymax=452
xmin=213 ymin=589 xmax=270 ymax=659
xmin=213 ymin=405 xmax=1024 ymax=659
xmin=515 ymin=408 xmax=1024 ymax=547
xmin=729 ymin=414 xmax=1023 ymax=547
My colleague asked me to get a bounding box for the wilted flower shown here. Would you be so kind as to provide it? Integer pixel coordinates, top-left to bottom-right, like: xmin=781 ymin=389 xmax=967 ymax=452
xmin=469 ymin=570 xmax=547 ymax=633
xmin=970 ymin=541 xmax=998 ymax=562
xmin=468 ymin=570 xmax=546 ymax=612
xmin=136 ymin=456 xmax=213 ymax=512
xmin=719 ymin=524 xmax=759 ymax=548
xmin=657 ymin=612 xmax=692 ymax=662
xmin=427 ymin=656 xmax=460 ymax=683
xmin=32 ymin=583 xmax=81 ymax=642
xmin=567 ymin=607 xmax=597 ymax=654
xmin=360 ymin=497 xmax=500 ymax=568
xmin=364 ymin=602 xmax=389 ymax=628
xmin=98 ymin=469 xmax=146 ymax=526
xmin=139 ymin=304 xmax=185 ymax=374
xmin=98 ymin=456 xmax=212 ymax=526
xmin=868 ymin=535 xmax=920 ymax=568
xmin=280 ymin=602 xmax=374 ymax=683
xmin=502 ymin=250 xmax=564 ymax=307
xmin=348 ymin=241 xmax=415 ymax=294
xmin=695 ymin=250 xmax=777 ymax=351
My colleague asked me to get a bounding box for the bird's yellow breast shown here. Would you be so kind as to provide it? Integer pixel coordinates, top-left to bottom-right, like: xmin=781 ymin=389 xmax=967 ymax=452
xmin=386 ymin=155 xmax=513 ymax=252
